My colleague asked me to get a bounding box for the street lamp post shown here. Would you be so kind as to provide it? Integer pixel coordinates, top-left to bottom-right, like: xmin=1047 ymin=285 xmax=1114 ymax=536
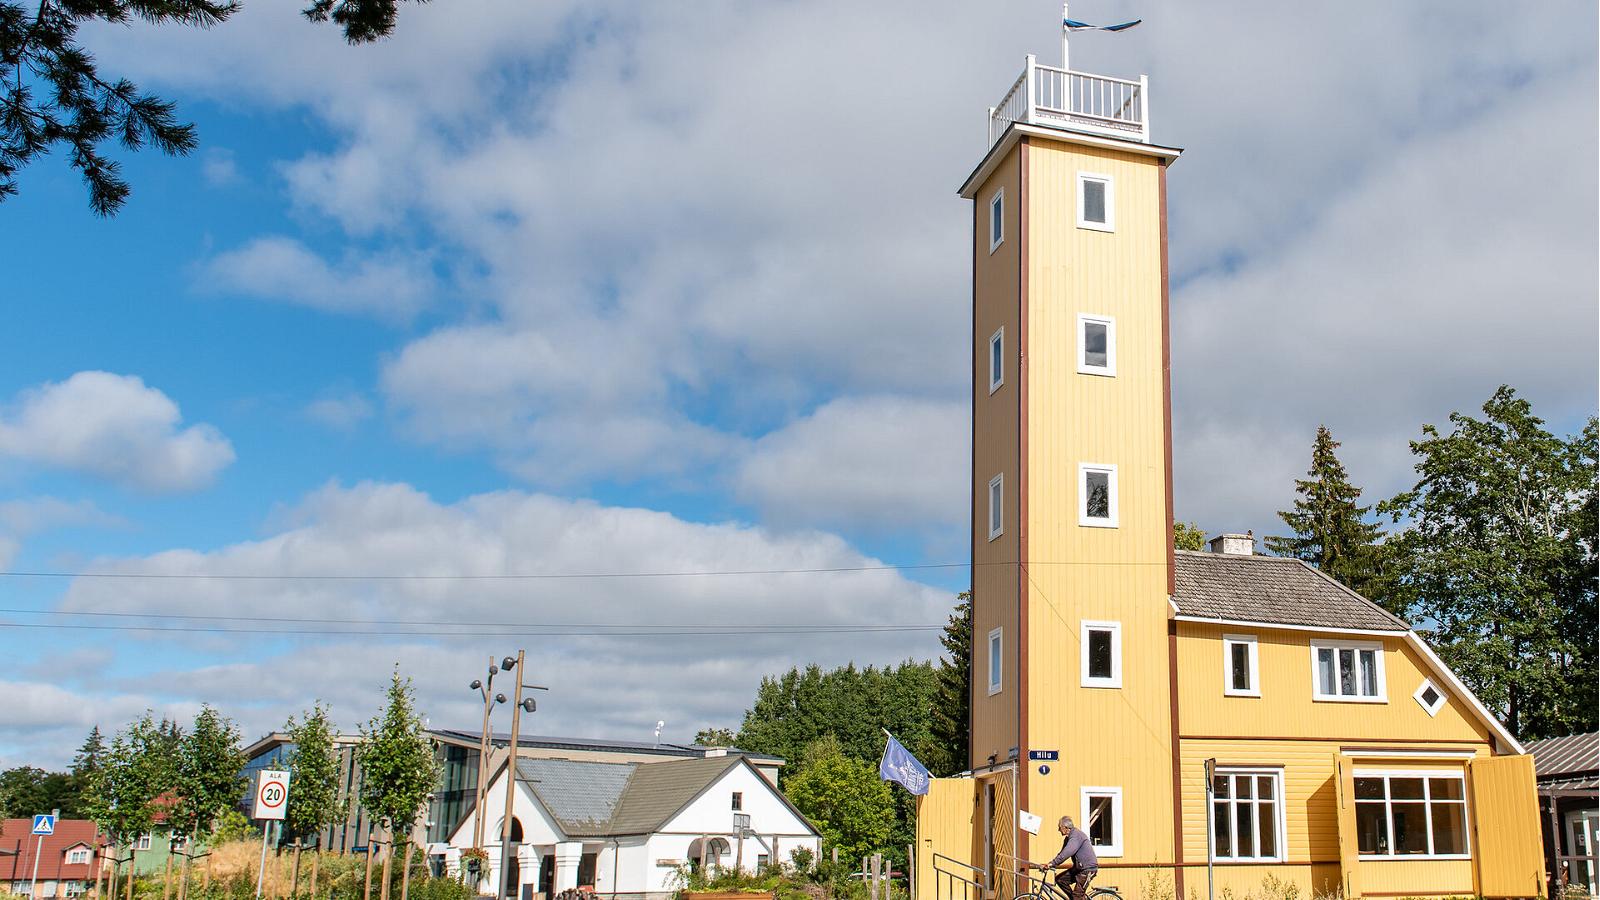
xmin=495 ymin=651 xmax=546 ymax=900
xmin=469 ymin=659 xmax=509 ymax=854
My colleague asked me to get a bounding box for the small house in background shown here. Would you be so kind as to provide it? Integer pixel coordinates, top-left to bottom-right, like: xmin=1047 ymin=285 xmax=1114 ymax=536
xmin=445 ymin=753 xmax=819 ymax=900
xmin=1529 ymin=731 xmax=1598 ymax=896
xmin=0 ymin=819 xmax=104 ymax=898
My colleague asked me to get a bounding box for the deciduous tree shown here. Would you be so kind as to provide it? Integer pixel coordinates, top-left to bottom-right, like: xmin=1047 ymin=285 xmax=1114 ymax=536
xmin=171 ymin=706 xmax=244 ymax=900
xmin=1381 ymin=387 xmax=1598 ymax=739
xmin=1173 ymin=521 xmax=1206 ymax=551
xmin=285 ymin=703 xmax=348 ymax=896
xmin=83 ymin=714 xmax=179 ymax=900
xmin=358 ymin=670 xmax=439 ymax=900
xmin=782 ymin=736 xmax=894 ymax=867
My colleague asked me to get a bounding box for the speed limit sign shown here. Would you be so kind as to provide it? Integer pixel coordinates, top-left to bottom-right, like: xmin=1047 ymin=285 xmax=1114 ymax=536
xmin=254 ymin=770 xmax=290 ymax=821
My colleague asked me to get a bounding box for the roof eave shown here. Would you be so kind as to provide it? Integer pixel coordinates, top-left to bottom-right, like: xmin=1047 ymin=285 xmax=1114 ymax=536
xmin=957 ymin=122 xmax=1183 ymax=199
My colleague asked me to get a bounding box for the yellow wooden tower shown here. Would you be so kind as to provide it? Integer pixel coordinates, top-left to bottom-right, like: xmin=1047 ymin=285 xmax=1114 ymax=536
xmin=958 ymin=45 xmax=1182 ymax=888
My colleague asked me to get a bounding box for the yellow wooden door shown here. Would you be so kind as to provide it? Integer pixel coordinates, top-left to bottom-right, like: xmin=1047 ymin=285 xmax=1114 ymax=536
xmin=1333 ymin=755 xmax=1363 ymax=899
xmin=1468 ymin=755 xmax=1546 ymax=898
xmin=917 ymin=778 xmax=979 ymax=900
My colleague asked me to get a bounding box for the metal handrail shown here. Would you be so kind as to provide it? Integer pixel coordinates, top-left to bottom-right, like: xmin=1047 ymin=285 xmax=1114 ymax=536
xmin=933 ymin=853 xmax=987 ymax=881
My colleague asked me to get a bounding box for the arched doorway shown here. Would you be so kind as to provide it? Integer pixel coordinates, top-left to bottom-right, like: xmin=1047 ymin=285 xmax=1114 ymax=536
xmin=503 ymin=818 xmax=524 ymax=899
xmin=685 ymin=837 xmax=731 ymax=872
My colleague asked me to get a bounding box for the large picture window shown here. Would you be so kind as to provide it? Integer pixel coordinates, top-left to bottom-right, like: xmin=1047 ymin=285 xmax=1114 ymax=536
xmin=1311 ymin=639 xmax=1386 ymax=702
xmin=1353 ymin=772 xmax=1469 ymax=859
xmin=1210 ymin=769 xmax=1283 ymax=862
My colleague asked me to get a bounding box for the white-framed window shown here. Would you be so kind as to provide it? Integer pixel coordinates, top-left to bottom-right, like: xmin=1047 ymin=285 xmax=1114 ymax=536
xmin=731 ymin=792 xmax=743 ymax=810
xmin=1210 ymin=768 xmax=1284 ymax=862
xmin=1078 ymin=463 xmax=1118 ymax=528
xmin=1353 ymin=771 xmax=1470 ymax=859
xmin=1076 ymin=314 xmax=1116 ymax=377
xmin=1076 ymin=173 xmax=1114 ymax=231
xmin=988 ymin=473 xmax=1004 ymax=540
xmin=989 ymin=327 xmax=1005 ymax=393
xmin=989 ymin=189 xmax=1005 ymax=252
xmin=65 ymin=848 xmax=90 ymax=865
xmin=1311 ymin=640 xmax=1386 ymax=702
xmin=1222 ymin=634 xmax=1260 ymax=697
xmin=1080 ymin=620 xmax=1122 ymax=689
xmin=1413 ymin=679 xmax=1446 ymax=717
xmin=135 ymin=835 xmax=152 ymax=851
xmin=65 ymin=883 xmax=87 ymax=898
xmin=1080 ymin=787 xmax=1123 ymax=857
xmin=987 ymin=627 xmax=1003 ymax=696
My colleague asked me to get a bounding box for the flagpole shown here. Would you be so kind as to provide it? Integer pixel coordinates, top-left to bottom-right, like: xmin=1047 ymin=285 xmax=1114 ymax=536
xmin=1061 ymin=2 xmax=1070 ymax=71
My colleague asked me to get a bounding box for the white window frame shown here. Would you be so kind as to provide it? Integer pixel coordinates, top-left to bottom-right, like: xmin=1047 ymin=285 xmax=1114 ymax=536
xmin=135 ymin=835 xmax=152 ymax=851
xmin=1076 ymin=313 xmax=1116 ymax=377
xmin=989 ymin=189 xmax=1005 ymax=253
xmin=989 ymin=327 xmax=1005 ymax=394
xmin=987 ymin=627 xmax=1003 ymax=696
xmin=1310 ymin=639 xmax=1387 ymax=702
xmin=1413 ymin=679 xmax=1446 ymax=717
xmin=1076 ymin=172 xmax=1115 ymax=232
xmin=65 ymin=848 xmax=90 ymax=865
xmin=1078 ymin=463 xmax=1119 ymax=528
xmin=1222 ymin=634 xmax=1260 ymax=698
xmin=1079 ymin=787 xmax=1123 ymax=857
xmin=988 ymin=473 xmax=1004 ymax=541
xmin=1080 ymin=620 xmax=1122 ymax=689
xmin=1351 ymin=770 xmax=1472 ymax=860
xmin=1209 ymin=767 xmax=1286 ymax=863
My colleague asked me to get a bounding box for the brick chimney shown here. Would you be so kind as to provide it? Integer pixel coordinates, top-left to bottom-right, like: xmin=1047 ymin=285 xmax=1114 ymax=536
xmin=1207 ymin=531 xmax=1255 ymax=556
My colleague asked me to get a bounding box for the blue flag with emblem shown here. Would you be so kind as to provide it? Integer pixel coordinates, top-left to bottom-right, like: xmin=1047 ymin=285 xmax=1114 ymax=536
xmin=878 ymin=731 xmax=931 ymax=796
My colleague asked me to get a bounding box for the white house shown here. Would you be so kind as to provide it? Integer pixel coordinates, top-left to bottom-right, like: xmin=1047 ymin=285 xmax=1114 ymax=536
xmin=443 ymin=753 xmax=820 ymax=900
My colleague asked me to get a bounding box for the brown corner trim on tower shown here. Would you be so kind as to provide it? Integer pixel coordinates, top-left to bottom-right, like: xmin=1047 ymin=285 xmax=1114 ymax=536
xmin=1167 ymin=621 xmax=1184 ymax=897
xmin=1016 ymin=136 xmax=1030 ymax=815
xmin=967 ymin=138 xmax=980 ymax=773
xmin=1159 ymin=162 xmax=1175 ymax=599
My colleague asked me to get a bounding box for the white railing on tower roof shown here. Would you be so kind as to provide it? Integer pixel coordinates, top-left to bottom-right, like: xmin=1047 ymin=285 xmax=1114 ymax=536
xmin=986 ymin=54 xmax=1149 ymax=148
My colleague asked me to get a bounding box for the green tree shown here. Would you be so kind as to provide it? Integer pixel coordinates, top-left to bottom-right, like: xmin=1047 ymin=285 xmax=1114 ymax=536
xmin=782 ymin=736 xmax=895 ymax=867
xmin=171 ymin=706 xmax=245 ymax=898
xmin=0 ymin=767 xmax=78 ymax=819
xmin=358 ymin=669 xmax=440 ymax=900
xmin=1381 ymin=387 xmax=1598 ymax=739
xmin=693 ymin=727 xmax=737 ymax=746
xmin=928 ymin=593 xmax=970 ymax=777
xmin=83 ymin=714 xmax=180 ymax=890
xmin=285 ymin=703 xmax=348 ymax=895
xmin=1265 ymin=425 xmax=1390 ymax=602
xmin=1173 ymin=521 xmax=1206 ymax=551
xmin=69 ymin=726 xmax=108 ymax=814
xmin=1 ymin=0 xmax=426 ymax=215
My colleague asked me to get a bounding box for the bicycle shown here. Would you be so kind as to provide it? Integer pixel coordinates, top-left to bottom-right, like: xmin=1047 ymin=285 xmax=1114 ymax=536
xmin=1013 ymin=865 xmax=1123 ymax=900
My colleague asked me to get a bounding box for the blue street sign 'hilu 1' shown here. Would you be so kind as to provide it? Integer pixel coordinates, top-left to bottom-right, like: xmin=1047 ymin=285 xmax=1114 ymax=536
xmin=1028 ymin=750 xmax=1059 ymax=761
xmin=32 ymin=815 xmax=55 ymax=835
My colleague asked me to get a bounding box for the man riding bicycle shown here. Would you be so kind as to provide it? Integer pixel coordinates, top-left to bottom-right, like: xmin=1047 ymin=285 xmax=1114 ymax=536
xmin=1025 ymin=816 xmax=1098 ymax=900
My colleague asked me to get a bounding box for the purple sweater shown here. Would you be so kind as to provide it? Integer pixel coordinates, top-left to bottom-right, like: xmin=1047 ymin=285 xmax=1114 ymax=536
xmin=1046 ymin=829 xmax=1099 ymax=872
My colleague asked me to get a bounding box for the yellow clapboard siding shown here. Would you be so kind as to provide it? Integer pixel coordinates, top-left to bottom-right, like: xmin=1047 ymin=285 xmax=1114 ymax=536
xmin=1469 ymin=755 xmax=1546 ymax=898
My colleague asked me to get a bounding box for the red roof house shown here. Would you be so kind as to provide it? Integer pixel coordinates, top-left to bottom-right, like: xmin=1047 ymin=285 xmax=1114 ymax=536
xmin=0 ymin=819 xmax=105 ymax=896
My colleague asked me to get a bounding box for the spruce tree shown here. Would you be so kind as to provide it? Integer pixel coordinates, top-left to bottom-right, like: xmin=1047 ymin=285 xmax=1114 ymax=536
xmin=1265 ymin=426 xmax=1388 ymax=602
xmin=929 ymin=592 xmax=971 ymax=777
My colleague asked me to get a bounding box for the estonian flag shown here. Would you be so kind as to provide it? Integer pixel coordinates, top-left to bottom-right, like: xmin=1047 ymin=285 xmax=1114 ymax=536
xmin=879 ymin=732 xmax=932 ymax=796
xmin=1064 ymin=18 xmax=1142 ymax=32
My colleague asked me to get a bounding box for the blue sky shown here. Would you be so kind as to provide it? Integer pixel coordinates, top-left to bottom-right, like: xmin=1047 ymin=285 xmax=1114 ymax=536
xmin=1 ymin=0 xmax=1595 ymax=768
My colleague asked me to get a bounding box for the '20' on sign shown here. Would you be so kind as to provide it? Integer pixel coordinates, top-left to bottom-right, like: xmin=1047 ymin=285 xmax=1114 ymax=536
xmin=254 ymin=770 xmax=291 ymax=821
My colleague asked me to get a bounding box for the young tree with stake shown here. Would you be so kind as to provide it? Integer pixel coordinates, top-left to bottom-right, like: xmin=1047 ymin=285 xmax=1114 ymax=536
xmin=284 ymin=704 xmax=348 ymax=898
xmin=170 ymin=707 xmax=245 ymax=900
xmin=358 ymin=670 xmax=439 ymax=900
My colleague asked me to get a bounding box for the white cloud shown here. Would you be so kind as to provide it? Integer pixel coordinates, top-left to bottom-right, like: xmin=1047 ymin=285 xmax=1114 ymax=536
xmin=201 ymin=236 xmax=434 ymax=320
xmin=0 ymin=372 xmax=235 ymax=493
xmin=202 ymin=148 xmax=238 ymax=186
xmin=305 ymin=391 xmax=375 ymax=431
xmin=12 ymin=481 xmax=954 ymax=765
xmin=736 ymin=396 xmax=967 ymax=532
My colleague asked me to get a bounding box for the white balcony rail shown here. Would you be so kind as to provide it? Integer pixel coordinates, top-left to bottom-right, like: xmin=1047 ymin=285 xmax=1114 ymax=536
xmin=987 ymin=55 xmax=1149 ymax=148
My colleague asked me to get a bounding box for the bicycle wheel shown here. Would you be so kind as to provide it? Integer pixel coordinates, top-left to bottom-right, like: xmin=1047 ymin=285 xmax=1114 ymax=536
xmin=1087 ymin=888 xmax=1122 ymax=900
xmin=1015 ymin=893 xmax=1050 ymax=900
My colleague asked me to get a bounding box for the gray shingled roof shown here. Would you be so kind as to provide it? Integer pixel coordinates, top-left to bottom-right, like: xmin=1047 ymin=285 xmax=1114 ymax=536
xmin=1173 ymin=550 xmax=1410 ymax=632
xmin=510 ymin=754 xmax=785 ymax=839
xmin=516 ymin=758 xmax=633 ymax=835
xmin=1527 ymin=732 xmax=1598 ymax=780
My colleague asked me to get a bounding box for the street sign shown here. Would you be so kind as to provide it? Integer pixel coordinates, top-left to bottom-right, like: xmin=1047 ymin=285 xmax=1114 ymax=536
xmin=253 ymin=770 xmax=291 ymax=821
xmin=31 ymin=815 xmax=55 ymax=835
xmin=1028 ymin=750 xmax=1058 ymax=761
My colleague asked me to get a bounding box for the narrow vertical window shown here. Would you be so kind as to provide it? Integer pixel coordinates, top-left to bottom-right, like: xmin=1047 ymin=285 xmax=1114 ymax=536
xmin=989 ymin=327 xmax=1004 ymax=393
xmin=1080 ymin=788 xmax=1123 ymax=857
xmin=988 ymin=473 xmax=1004 ymax=540
xmin=1076 ymin=173 xmax=1114 ymax=231
xmin=1080 ymin=621 xmax=1122 ymax=688
xmin=1076 ymin=314 xmax=1116 ymax=376
xmin=1222 ymin=634 xmax=1259 ymax=697
xmin=987 ymin=627 xmax=1003 ymax=695
xmin=989 ymin=189 xmax=1005 ymax=252
xmin=1078 ymin=463 xmax=1119 ymax=528
xmin=731 ymin=792 xmax=742 ymax=811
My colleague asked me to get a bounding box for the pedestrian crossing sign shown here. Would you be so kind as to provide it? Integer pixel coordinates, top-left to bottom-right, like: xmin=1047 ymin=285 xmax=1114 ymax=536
xmin=32 ymin=815 xmax=55 ymax=835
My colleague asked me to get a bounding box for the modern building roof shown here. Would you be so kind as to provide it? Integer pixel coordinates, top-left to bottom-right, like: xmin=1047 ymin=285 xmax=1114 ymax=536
xmin=0 ymin=819 xmax=102 ymax=882
xmin=1526 ymin=732 xmax=1598 ymax=793
xmin=1172 ymin=550 xmax=1411 ymax=632
xmin=495 ymin=755 xmax=812 ymax=840
xmin=432 ymin=728 xmax=783 ymax=763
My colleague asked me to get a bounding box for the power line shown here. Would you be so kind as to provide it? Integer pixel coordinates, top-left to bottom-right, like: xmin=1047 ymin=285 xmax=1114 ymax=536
xmin=0 ymin=621 xmax=942 ymax=637
xmin=0 ymin=559 xmax=1167 ymax=581
xmin=0 ymin=606 xmax=938 ymax=630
